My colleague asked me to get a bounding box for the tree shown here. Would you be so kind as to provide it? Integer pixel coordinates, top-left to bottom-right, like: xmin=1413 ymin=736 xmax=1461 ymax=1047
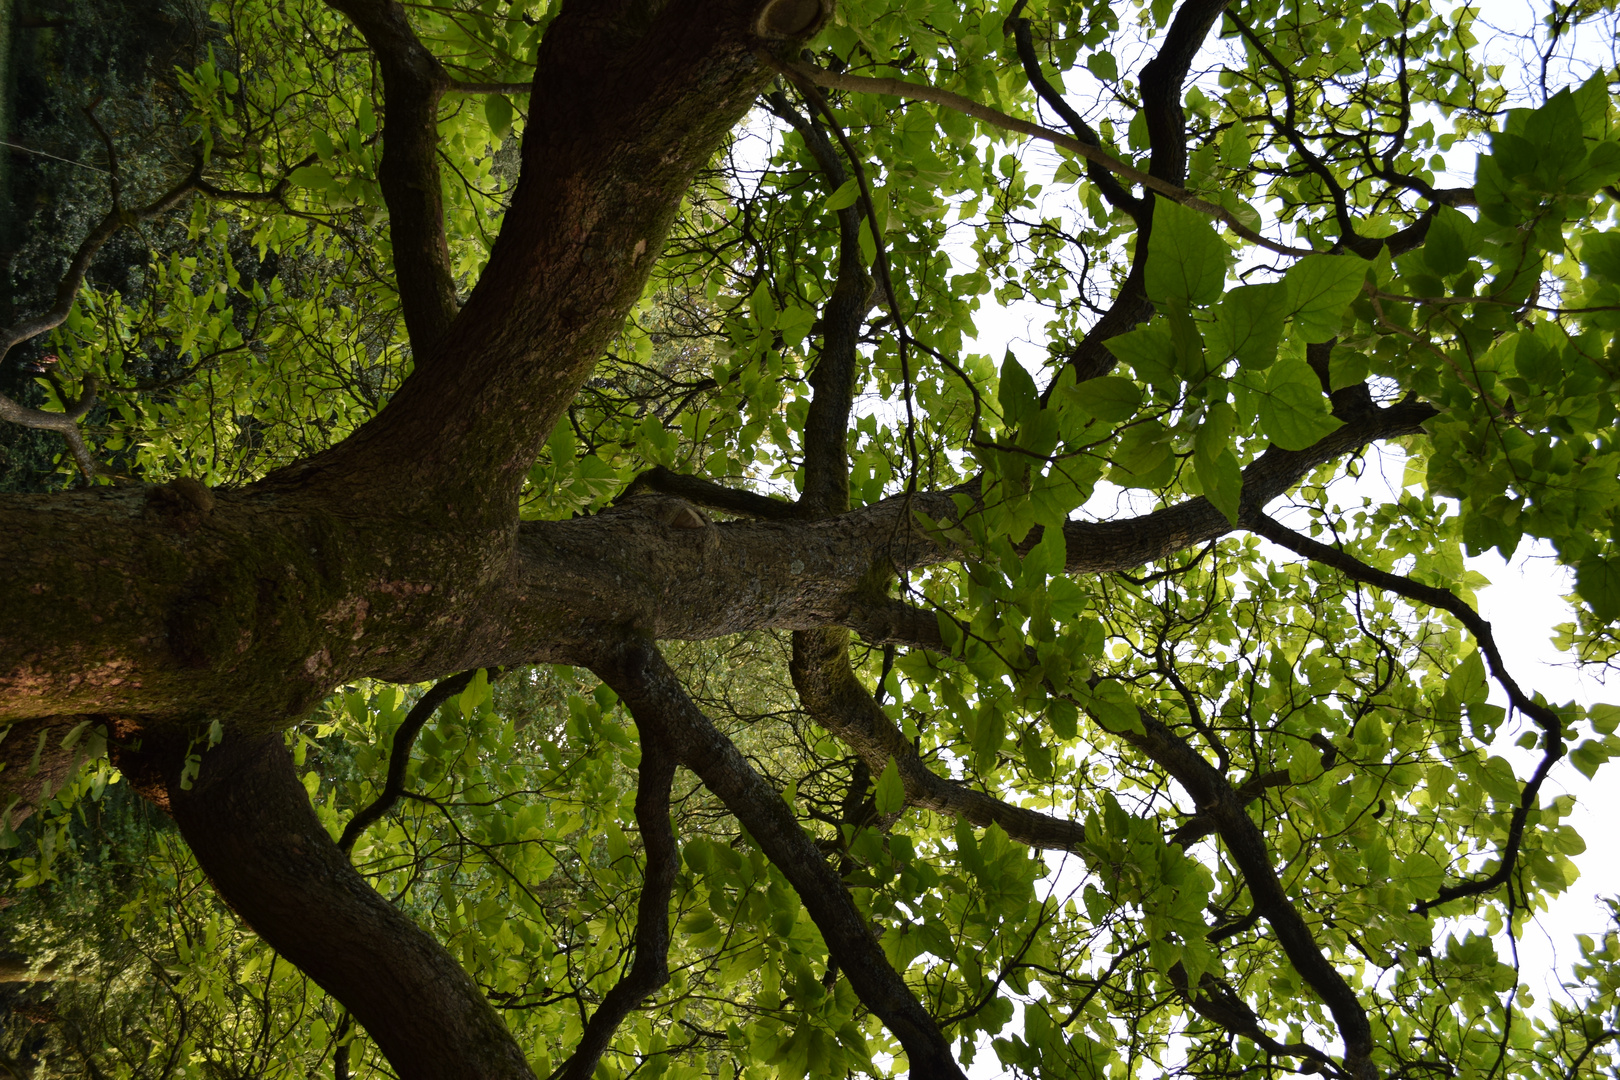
xmin=3 ymin=0 xmax=1620 ymax=1075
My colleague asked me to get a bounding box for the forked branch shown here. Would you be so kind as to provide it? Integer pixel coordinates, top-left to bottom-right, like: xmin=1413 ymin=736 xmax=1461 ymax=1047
xmin=1111 ymin=710 xmax=1376 ymax=1080
xmin=769 ymin=58 xmax=1312 ymax=259
xmin=791 ymin=628 xmax=1090 ymax=851
xmin=592 ymin=637 xmax=968 ymax=1080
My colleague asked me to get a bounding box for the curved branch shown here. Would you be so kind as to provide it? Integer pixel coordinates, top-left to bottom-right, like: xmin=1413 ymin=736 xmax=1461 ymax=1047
xmin=791 ymin=628 xmax=1089 ymax=851
xmin=157 ymin=732 xmax=537 ymax=1080
xmin=0 ymin=376 xmax=108 ymax=480
xmin=592 ymin=637 xmax=968 ymax=1080
xmin=337 ymin=668 xmax=483 ymax=854
xmin=554 ymin=717 xmax=678 ymax=1080
xmin=620 ymin=465 xmax=799 ymax=520
xmin=1242 ymin=512 xmax=1567 ymax=915
xmin=0 ymin=172 xmax=198 ymax=479
xmin=1056 ymin=396 xmax=1437 ymax=573
xmin=1009 ymin=18 xmax=1146 ymax=222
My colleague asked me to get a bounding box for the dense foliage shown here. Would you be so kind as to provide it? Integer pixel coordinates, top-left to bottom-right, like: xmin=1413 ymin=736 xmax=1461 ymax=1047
xmin=3 ymin=0 xmax=1620 ymax=1077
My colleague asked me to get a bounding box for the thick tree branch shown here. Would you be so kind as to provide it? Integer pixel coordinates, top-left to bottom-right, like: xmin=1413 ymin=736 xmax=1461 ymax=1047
xmin=324 ymin=0 xmax=460 ymax=352
xmin=1139 ymin=0 xmax=1231 ymax=186
xmin=554 ymin=717 xmax=678 ymax=1080
xmin=592 ymin=637 xmax=968 ymax=1079
xmin=1243 ymin=512 xmax=1567 ymax=915
xmin=284 ymin=1 xmax=828 ymax=515
xmin=157 ymin=733 xmax=536 ymax=1080
xmin=337 ymin=668 xmax=482 ymax=854
xmin=0 ymin=385 xmax=1434 ymax=728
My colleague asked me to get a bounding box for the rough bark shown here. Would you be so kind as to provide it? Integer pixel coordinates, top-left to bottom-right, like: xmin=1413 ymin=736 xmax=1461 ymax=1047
xmin=273 ymin=0 xmax=830 ymax=516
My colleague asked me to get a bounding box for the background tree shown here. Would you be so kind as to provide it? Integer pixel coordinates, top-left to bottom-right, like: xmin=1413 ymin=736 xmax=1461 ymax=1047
xmin=2 ymin=0 xmax=1620 ymax=1077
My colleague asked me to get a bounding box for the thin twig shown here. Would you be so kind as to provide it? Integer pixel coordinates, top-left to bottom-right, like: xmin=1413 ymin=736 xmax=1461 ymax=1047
xmin=767 ymin=55 xmax=1317 ymax=259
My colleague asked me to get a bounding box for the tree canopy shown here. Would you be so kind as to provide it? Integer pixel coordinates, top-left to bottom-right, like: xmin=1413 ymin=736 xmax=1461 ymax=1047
xmin=3 ymin=0 xmax=1620 ymax=1077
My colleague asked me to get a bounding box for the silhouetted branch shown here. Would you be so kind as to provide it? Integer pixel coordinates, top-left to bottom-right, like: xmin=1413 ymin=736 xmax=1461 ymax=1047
xmin=1243 ymin=512 xmax=1567 ymax=915
xmin=338 ymin=669 xmax=485 ymax=854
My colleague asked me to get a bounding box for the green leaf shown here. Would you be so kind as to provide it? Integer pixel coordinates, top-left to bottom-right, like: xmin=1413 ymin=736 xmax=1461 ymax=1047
xmin=1194 ymin=402 xmax=1241 ymax=525
xmin=1084 ymin=679 xmax=1142 ymax=734
xmin=1524 ymin=89 xmax=1587 ymax=179
xmin=1104 ymin=325 xmax=1178 ymax=391
xmin=1283 ymin=254 xmax=1367 ymax=341
xmin=1086 ymin=51 xmax=1117 ymax=81
xmin=1451 ymin=650 xmax=1488 ymax=706
xmin=1258 ymin=359 xmax=1341 ymax=450
xmin=1145 ymin=199 xmax=1228 ymax=306
xmin=485 ymin=93 xmax=514 ymax=140
xmin=748 ymin=279 xmax=775 ymax=329
xmin=1570 ymin=70 xmax=1614 ymax=139
xmin=1060 ymin=375 xmax=1142 ymax=423
xmin=1207 ymin=283 xmax=1288 ymax=370
xmin=1024 ymin=525 xmax=1067 ymax=579
xmin=287 ymin=165 xmax=337 ymax=193
xmin=1127 ymin=108 xmax=1150 ymax=151
xmin=1581 ymin=230 xmax=1620 ymax=286
xmin=1194 ymin=448 xmax=1241 ymax=525
xmin=1108 ymin=421 xmax=1174 ymax=489
xmin=998 ymin=353 xmax=1038 ymax=428
xmin=1219 ymin=121 xmax=1251 ymax=170
xmin=875 ymin=757 xmax=905 ymax=815
xmin=823 ymin=178 xmax=860 ymax=211
xmin=1577 ymin=556 xmax=1620 ymax=622
xmin=1328 ymin=346 xmax=1370 ymax=391
xmin=1422 ymin=206 xmax=1481 ymax=277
